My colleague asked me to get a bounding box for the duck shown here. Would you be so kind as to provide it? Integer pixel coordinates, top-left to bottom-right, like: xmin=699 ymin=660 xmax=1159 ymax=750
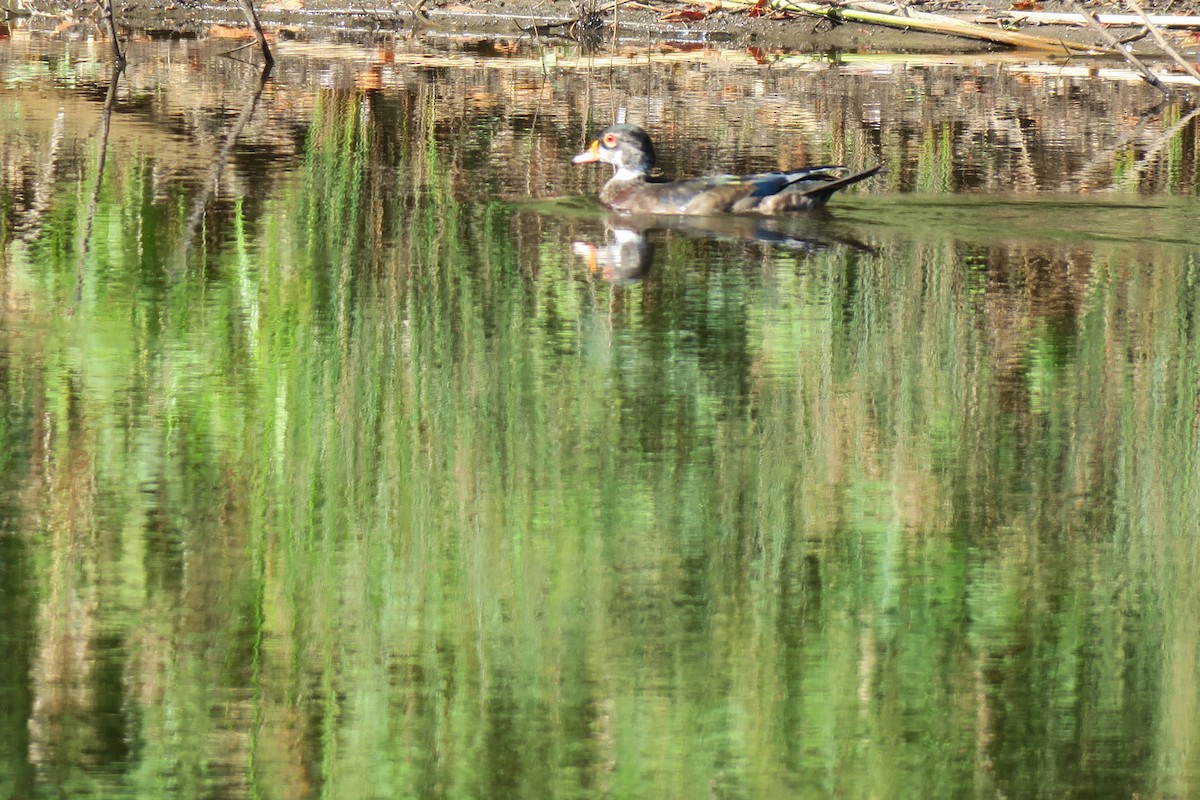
xmin=572 ymin=124 xmax=882 ymax=215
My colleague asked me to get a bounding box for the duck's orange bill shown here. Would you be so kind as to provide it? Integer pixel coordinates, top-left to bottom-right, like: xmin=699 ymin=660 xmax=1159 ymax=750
xmin=572 ymin=242 xmax=600 ymax=272
xmin=572 ymin=141 xmax=600 ymax=164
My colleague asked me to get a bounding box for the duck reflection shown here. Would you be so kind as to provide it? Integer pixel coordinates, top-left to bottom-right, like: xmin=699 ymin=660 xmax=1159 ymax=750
xmin=573 ymin=211 xmax=876 ymax=283
xmin=573 ymin=225 xmax=655 ymax=283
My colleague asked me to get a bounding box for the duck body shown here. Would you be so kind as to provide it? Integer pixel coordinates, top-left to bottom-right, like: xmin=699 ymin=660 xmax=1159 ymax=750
xmin=573 ymin=124 xmax=882 ymax=215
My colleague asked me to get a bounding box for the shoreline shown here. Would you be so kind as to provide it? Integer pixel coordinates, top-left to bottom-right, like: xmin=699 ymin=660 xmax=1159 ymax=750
xmin=9 ymin=0 xmax=1200 ymax=56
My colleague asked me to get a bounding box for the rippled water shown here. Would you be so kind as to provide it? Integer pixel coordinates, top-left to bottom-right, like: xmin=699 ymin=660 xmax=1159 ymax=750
xmin=1 ymin=31 xmax=1199 ymax=800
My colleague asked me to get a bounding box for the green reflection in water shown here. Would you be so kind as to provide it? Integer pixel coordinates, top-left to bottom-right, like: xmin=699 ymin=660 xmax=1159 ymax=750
xmin=1 ymin=65 xmax=1199 ymax=800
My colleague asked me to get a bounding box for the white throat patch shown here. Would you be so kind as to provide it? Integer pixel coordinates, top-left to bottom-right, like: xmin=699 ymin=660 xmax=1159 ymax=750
xmin=612 ymin=228 xmax=642 ymax=245
xmin=612 ymin=167 xmax=643 ymax=181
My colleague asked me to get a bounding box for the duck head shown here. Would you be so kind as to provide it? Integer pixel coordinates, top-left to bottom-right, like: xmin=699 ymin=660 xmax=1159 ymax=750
xmin=572 ymin=124 xmax=656 ymax=181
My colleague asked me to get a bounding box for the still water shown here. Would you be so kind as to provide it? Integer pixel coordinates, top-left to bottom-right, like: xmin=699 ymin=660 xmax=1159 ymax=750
xmin=1 ymin=30 xmax=1199 ymax=799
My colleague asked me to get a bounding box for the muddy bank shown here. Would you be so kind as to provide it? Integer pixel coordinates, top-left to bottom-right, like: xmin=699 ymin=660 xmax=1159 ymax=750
xmin=9 ymin=0 xmax=1200 ymax=57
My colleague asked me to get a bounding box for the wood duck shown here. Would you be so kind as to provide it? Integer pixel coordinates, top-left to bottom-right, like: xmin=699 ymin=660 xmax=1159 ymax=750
xmin=573 ymin=124 xmax=882 ymax=215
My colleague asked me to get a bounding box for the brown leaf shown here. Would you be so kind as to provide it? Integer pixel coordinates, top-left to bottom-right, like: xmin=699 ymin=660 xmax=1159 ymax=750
xmin=208 ymin=24 xmax=254 ymax=38
xmin=659 ymin=8 xmax=708 ymax=20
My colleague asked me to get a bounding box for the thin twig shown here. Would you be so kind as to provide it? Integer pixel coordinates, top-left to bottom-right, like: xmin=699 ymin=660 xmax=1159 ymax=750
xmin=980 ymin=9 xmax=1200 ymax=27
xmin=236 ymin=0 xmax=274 ymax=65
xmin=1116 ymin=27 xmax=1150 ymax=45
xmin=1124 ymin=0 xmax=1200 ymax=85
xmin=219 ymin=39 xmax=260 ymax=57
xmin=678 ymin=0 xmax=1094 ymax=52
xmin=1071 ymin=1 xmax=1171 ymax=95
xmin=93 ymin=0 xmax=125 ymax=67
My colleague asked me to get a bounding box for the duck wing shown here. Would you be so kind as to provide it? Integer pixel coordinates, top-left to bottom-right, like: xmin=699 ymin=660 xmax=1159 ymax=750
xmin=604 ymin=175 xmax=755 ymax=214
xmin=603 ymin=165 xmax=881 ymax=215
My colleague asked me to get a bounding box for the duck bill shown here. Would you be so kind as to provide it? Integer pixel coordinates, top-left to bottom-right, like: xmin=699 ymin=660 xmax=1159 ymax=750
xmin=572 ymin=141 xmax=601 ymax=164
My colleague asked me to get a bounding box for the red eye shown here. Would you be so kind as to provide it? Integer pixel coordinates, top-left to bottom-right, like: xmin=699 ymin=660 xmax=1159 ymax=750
xmin=603 ymin=132 xmax=618 ymax=147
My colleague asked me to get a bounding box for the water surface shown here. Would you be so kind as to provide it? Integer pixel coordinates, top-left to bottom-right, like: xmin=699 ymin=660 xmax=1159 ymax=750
xmin=1 ymin=32 xmax=1199 ymax=800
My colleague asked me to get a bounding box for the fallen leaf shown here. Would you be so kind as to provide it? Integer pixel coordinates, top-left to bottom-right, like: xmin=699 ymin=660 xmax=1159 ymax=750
xmin=659 ymin=8 xmax=708 ymax=20
xmin=208 ymin=24 xmax=254 ymax=38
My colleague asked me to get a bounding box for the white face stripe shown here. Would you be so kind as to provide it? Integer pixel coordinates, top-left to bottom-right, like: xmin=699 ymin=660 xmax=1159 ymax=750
xmin=612 ymin=228 xmax=642 ymax=244
xmin=613 ymin=166 xmax=643 ymax=181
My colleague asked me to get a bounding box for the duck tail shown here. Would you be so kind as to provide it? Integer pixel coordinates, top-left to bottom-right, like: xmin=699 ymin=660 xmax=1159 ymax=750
xmin=779 ymin=164 xmax=885 ymax=211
